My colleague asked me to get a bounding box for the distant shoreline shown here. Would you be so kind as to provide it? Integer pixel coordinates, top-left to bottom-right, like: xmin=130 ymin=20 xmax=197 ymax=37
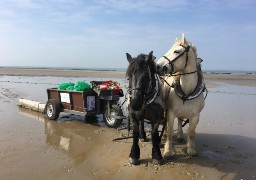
xmin=1 ymin=67 xmax=256 ymax=87
xmin=204 ymin=71 xmax=256 ymax=75
xmin=0 ymin=66 xmax=123 ymax=72
xmin=0 ymin=66 xmax=256 ymax=74
xmin=0 ymin=67 xmax=126 ymax=78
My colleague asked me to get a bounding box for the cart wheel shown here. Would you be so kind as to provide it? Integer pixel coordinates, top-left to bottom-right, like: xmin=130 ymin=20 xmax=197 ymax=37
xmin=45 ymin=99 xmax=60 ymax=120
xmin=103 ymin=104 xmax=123 ymax=128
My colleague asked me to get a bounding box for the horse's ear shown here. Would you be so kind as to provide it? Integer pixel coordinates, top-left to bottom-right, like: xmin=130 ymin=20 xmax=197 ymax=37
xmin=181 ymin=33 xmax=187 ymax=44
xmin=181 ymin=33 xmax=185 ymax=43
xmin=147 ymin=51 xmax=154 ymax=61
xmin=197 ymin=58 xmax=203 ymax=64
xmin=126 ymin=53 xmax=132 ymax=63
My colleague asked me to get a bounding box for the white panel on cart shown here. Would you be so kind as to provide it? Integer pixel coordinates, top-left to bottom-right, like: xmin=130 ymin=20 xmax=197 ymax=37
xmin=60 ymin=93 xmax=70 ymax=103
xmin=87 ymin=96 xmax=95 ymax=111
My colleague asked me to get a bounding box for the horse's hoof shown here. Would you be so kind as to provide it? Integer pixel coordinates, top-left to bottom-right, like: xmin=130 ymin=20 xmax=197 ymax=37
xmin=188 ymin=153 xmax=198 ymax=157
xmin=152 ymin=159 xmax=162 ymax=165
xmin=139 ymin=134 xmax=147 ymax=142
xmin=129 ymin=158 xmax=139 ymax=165
xmin=187 ymin=149 xmax=197 ymax=157
xmin=186 ymin=153 xmax=198 ymax=158
xmin=164 ymin=155 xmax=175 ymax=161
xmin=177 ymin=137 xmax=186 ymax=144
xmin=163 ymin=151 xmax=175 ymax=159
xmin=139 ymin=137 xmax=148 ymax=142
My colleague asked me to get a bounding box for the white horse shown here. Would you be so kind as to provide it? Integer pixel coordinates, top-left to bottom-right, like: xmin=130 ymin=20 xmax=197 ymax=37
xmin=156 ymin=34 xmax=206 ymax=157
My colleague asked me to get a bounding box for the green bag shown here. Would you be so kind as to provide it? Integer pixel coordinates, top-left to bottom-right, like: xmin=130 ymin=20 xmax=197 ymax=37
xmin=66 ymin=85 xmax=75 ymax=90
xmin=58 ymin=82 xmax=75 ymax=90
xmin=74 ymin=81 xmax=91 ymax=91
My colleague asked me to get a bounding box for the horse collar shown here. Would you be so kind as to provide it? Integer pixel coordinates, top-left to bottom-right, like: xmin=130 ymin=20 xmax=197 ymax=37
xmin=172 ymin=71 xmax=206 ymax=102
xmin=144 ymin=74 xmax=160 ymax=105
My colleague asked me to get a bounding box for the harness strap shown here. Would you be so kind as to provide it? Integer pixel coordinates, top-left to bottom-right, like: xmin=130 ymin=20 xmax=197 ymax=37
xmin=162 ymin=45 xmax=190 ymax=75
xmin=159 ymin=76 xmax=174 ymax=88
xmin=168 ymin=70 xmax=198 ymax=76
xmin=160 ymin=70 xmax=208 ymax=102
xmin=163 ymin=45 xmax=190 ymax=65
xmin=144 ymin=74 xmax=160 ymax=105
xmin=173 ymin=70 xmax=206 ymax=101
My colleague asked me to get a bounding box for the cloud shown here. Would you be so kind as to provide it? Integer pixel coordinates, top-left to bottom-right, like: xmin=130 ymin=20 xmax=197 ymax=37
xmin=94 ymin=0 xmax=256 ymax=14
xmin=5 ymin=0 xmax=41 ymax=9
xmin=0 ymin=0 xmax=255 ymax=70
xmin=189 ymin=0 xmax=256 ymax=11
xmin=94 ymin=0 xmax=190 ymax=13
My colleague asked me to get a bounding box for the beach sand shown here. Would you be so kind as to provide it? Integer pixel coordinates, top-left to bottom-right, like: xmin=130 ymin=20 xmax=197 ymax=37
xmin=0 ymin=68 xmax=256 ymax=180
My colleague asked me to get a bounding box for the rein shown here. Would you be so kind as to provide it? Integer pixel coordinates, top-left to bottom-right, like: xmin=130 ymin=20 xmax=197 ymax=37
xmin=167 ymin=70 xmax=198 ymax=76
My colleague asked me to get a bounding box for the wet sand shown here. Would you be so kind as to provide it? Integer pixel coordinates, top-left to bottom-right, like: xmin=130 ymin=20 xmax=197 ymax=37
xmin=0 ymin=67 xmax=125 ymax=78
xmin=0 ymin=68 xmax=256 ymax=179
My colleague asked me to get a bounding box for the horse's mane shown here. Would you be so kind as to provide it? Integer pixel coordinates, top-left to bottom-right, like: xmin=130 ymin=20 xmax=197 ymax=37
xmin=189 ymin=42 xmax=198 ymax=57
xmin=126 ymin=54 xmax=155 ymax=77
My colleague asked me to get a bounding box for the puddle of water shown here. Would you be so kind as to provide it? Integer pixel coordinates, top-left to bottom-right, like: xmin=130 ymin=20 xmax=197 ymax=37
xmin=201 ymin=150 xmax=223 ymax=160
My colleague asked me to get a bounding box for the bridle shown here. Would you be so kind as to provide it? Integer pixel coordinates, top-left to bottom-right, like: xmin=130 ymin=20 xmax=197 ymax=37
xmin=127 ymin=66 xmax=159 ymax=107
xmin=128 ymin=69 xmax=149 ymax=96
xmin=162 ymin=45 xmax=191 ymax=75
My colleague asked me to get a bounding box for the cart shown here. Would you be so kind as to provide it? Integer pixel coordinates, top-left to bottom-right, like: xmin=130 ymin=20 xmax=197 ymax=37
xmin=44 ymin=81 xmax=125 ymax=128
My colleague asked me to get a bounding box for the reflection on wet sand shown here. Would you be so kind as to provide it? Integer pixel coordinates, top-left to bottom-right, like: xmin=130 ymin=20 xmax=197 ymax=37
xmin=19 ymin=107 xmax=106 ymax=164
xmin=18 ymin=106 xmax=256 ymax=179
xmin=18 ymin=107 xmax=45 ymax=123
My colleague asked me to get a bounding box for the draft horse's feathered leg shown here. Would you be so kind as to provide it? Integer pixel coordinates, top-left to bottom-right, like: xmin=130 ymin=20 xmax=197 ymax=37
xmin=129 ymin=119 xmax=140 ymax=165
xmin=139 ymin=120 xmax=147 ymax=141
xmin=151 ymin=122 xmax=162 ymax=164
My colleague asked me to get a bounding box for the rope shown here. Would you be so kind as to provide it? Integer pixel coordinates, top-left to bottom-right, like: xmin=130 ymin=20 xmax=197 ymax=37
xmin=169 ymin=70 xmax=198 ymax=76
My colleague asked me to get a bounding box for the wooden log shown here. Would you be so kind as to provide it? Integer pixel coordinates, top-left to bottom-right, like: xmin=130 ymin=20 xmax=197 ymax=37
xmin=18 ymin=99 xmax=45 ymax=113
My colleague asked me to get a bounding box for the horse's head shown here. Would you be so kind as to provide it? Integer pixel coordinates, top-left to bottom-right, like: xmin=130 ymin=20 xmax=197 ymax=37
xmin=156 ymin=34 xmax=196 ymax=75
xmin=126 ymin=51 xmax=156 ymax=111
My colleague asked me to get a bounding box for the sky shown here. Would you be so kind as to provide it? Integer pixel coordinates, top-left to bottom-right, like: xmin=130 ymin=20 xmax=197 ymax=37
xmin=0 ymin=0 xmax=256 ymax=71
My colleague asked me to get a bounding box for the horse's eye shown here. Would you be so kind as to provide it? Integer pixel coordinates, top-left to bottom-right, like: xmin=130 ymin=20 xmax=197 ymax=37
xmin=174 ymin=50 xmax=180 ymax=54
